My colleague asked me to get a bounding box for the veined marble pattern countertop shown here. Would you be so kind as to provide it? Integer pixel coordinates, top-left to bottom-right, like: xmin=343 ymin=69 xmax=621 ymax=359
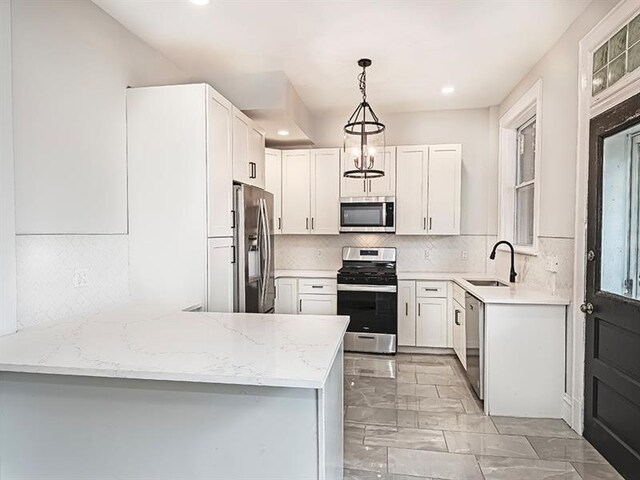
xmin=399 ymin=272 xmax=569 ymax=305
xmin=0 ymin=304 xmax=349 ymax=389
xmin=274 ymin=268 xmax=569 ymax=305
xmin=275 ymin=269 xmax=337 ymax=279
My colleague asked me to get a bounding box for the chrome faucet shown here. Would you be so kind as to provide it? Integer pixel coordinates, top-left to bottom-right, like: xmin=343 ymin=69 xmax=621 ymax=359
xmin=489 ymin=240 xmax=517 ymax=283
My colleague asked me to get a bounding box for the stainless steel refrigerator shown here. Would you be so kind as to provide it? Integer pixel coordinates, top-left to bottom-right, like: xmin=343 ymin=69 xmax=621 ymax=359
xmin=233 ymin=184 xmax=275 ymax=313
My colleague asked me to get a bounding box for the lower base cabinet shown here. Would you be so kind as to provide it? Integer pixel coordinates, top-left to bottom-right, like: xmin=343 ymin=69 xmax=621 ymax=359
xmin=416 ymin=298 xmax=447 ymax=347
xmin=299 ymin=294 xmax=337 ymax=315
xmin=275 ymin=277 xmax=337 ymax=315
xmin=452 ymin=299 xmax=466 ymax=369
xmin=398 ymin=280 xmax=449 ymax=348
xmin=275 ymin=278 xmax=298 ymax=314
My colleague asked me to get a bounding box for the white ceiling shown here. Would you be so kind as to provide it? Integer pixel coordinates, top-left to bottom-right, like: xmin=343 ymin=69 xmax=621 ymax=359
xmin=94 ymin=0 xmax=590 ymax=115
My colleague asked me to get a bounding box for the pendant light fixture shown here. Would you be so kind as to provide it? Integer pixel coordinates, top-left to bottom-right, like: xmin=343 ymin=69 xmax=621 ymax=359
xmin=343 ymin=58 xmax=386 ymax=179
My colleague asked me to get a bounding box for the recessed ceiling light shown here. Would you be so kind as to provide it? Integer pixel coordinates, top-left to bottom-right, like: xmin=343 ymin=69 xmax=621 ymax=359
xmin=441 ymin=85 xmax=455 ymax=95
xmin=190 ymin=0 xmax=210 ymax=5
xmin=277 ymin=129 xmax=289 ymax=136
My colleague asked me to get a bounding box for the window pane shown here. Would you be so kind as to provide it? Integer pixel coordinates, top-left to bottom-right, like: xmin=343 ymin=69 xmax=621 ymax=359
xmin=517 ymin=118 xmax=536 ymax=184
xmin=515 ymin=184 xmax=534 ymax=246
xmin=600 ymin=124 xmax=640 ymax=300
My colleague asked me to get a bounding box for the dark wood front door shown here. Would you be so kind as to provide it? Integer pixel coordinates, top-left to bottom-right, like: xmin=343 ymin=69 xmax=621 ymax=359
xmin=585 ymin=92 xmax=640 ymax=479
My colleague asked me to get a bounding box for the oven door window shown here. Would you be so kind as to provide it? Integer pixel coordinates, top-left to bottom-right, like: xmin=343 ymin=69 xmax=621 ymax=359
xmin=338 ymin=291 xmax=397 ymax=334
xmin=341 ymin=203 xmax=384 ymax=227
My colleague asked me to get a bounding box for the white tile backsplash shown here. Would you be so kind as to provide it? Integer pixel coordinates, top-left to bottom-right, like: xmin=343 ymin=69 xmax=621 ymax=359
xmin=16 ymin=235 xmax=129 ymax=328
xmin=275 ymin=234 xmax=489 ymax=273
xmin=487 ymin=236 xmax=575 ymax=298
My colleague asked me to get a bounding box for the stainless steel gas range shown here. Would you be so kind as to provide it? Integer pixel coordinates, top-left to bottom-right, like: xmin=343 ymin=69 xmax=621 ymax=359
xmin=337 ymin=247 xmax=398 ymax=354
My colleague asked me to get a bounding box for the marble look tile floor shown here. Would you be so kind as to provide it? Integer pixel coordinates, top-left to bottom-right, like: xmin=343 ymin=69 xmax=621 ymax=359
xmin=343 ymin=353 xmax=623 ymax=480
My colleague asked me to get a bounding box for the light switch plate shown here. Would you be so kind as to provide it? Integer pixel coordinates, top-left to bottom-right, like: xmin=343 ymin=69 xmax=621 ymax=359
xmin=545 ymin=255 xmax=559 ymax=273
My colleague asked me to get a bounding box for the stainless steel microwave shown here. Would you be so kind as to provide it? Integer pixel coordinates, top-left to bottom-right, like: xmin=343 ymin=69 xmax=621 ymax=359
xmin=340 ymin=197 xmax=395 ymax=233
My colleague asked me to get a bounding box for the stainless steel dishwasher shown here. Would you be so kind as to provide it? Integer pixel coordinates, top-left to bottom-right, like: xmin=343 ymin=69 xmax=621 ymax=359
xmin=465 ymin=293 xmax=484 ymax=400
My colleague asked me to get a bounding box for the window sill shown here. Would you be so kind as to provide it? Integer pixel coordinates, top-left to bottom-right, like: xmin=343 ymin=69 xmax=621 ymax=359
xmin=496 ymin=244 xmax=538 ymax=257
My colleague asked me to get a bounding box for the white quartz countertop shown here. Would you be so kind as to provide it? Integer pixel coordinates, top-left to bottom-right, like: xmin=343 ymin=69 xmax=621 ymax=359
xmin=275 ymin=269 xmax=337 ymax=279
xmin=272 ymin=268 xmax=569 ymax=305
xmin=0 ymin=304 xmax=349 ymax=389
xmin=398 ymin=272 xmax=570 ymax=305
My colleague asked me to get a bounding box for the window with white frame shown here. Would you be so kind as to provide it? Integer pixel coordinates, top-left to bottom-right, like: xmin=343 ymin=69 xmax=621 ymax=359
xmin=499 ymin=80 xmax=541 ymax=254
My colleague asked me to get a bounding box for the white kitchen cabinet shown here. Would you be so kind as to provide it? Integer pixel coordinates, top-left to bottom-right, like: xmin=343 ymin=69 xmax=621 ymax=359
xmin=396 ymin=144 xmax=462 ymax=235
xmin=207 ymin=91 xmax=234 ymax=238
xmin=416 ymin=298 xmax=447 ymax=348
xmin=281 ymin=150 xmax=311 ymax=234
xmin=396 ymin=145 xmax=428 ymax=234
xmin=427 ymin=144 xmax=461 ymax=235
xmin=275 ymin=277 xmax=298 ymax=314
xmin=452 ymin=299 xmax=466 ymax=369
xmin=128 ymin=84 xmax=235 ymax=310
xmin=299 ymin=293 xmax=337 ymax=315
xmin=281 ymin=149 xmax=339 ymax=235
xmin=232 ymin=107 xmax=265 ymax=189
xmin=207 ymin=237 xmax=234 ymax=312
xmin=310 ymin=149 xmax=340 ymax=234
xmin=398 ymin=281 xmax=416 ymax=347
xmin=265 ymin=148 xmax=282 ymax=234
xmin=340 ymin=146 xmax=396 ymax=198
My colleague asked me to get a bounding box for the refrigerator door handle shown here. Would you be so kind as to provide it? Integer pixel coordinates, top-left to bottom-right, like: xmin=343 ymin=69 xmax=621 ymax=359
xmin=258 ymin=198 xmax=269 ymax=308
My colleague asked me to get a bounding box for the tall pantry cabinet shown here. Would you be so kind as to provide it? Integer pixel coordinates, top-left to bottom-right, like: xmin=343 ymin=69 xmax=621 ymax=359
xmin=127 ymin=84 xmax=241 ymax=312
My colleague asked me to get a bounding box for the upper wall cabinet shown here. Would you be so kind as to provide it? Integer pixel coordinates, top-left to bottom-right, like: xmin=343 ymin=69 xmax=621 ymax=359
xmin=281 ymin=148 xmax=340 ymax=235
xmin=340 ymin=146 xmax=396 ymax=198
xmin=264 ymin=148 xmax=282 ymax=234
xmin=396 ymin=144 xmax=461 ymax=235
xmin=232 ymin=107 xmax=265 ymax=189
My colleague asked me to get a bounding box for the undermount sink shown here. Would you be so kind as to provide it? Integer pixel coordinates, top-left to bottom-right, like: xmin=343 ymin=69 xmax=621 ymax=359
xmin=465 ymin=279 xmax=509 ymax=287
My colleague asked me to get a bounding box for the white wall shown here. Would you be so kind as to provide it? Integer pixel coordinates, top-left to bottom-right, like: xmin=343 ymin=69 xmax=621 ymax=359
xmin=498 ymin=0 xmax=619 ymax=240
xmin=0 ymin=0 xmax=17 ymax=336
xmin=11 ymin=0 xmax=190 ymax=328
xmin=12 ymin=0 xmax=189 ymax=235
xmin=312 ymin=108 xmax=497 ymax=236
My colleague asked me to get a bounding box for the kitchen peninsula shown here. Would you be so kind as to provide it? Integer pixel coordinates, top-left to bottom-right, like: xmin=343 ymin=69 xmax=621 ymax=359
xmin=0 ymin=304 xmax=349 ymax=479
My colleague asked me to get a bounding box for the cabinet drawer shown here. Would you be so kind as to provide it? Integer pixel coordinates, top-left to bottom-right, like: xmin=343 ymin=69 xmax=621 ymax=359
xmin=453 ymin=283 xmax=466 ymax=306
xmin=298 ymin=278 xmax=337 ymax=295
xmin=416 ymin=281 xmax=447 ymax=298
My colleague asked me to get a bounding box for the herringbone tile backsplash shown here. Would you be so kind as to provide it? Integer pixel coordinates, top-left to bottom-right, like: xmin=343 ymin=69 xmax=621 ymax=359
xmin=16 ymin=235 xmax=129 ymax=328
xmin=274 ymin=234 xmax=490 ymax=273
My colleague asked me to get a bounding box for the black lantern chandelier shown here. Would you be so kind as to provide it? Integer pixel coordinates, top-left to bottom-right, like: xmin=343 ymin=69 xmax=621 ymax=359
xmin=343 ymin=58 xmax=386 ymax=179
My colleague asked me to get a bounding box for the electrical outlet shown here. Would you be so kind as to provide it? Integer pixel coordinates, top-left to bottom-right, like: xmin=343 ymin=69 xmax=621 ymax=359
xmin=316 ymin=249 xmax=323 ymax=258
xmin=424 ymin=249 xmax=431 ymax=259
xmin=73 ymin=268 xmax=89 ymax=288
xmin=545 ymin=255 xmax=559 ymax=273
xmin=461 ymin=250 xmax=468 ymax=260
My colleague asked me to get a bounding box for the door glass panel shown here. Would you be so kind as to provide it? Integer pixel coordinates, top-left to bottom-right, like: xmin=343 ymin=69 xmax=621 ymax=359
xmin=601 ymin=124 xmax=640 ymax=299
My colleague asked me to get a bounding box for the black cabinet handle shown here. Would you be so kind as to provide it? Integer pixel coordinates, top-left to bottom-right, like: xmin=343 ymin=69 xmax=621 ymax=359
xmin=299 ymin=299 xmax=303 ymax=312
xmin=418 ymin=303 xmax=421 ymax=316
xmin=278 ymin=217 xmax=281 ymax=230
xmin=454 ymin=309 xmax=460 ymax=325
xmin=231 ymin=245 xmax=236 ymax=264
xmin=231 ymin=210 xmax=236 ymax=229
xmin=405 ymin=302 xmax=408 ymax=316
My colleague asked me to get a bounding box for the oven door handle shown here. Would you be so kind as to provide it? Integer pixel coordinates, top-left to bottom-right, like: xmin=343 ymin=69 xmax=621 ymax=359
xmin=337 ymin=284 xmax=397 ymax=293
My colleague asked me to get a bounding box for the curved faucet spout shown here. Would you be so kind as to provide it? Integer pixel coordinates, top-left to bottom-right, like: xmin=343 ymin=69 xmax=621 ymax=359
xmin=489 ymin=240 xmax=518 ymax=283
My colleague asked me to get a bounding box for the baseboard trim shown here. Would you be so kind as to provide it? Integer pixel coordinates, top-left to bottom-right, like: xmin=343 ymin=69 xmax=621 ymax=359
xmin=562 ymin=393 xmax=572 ymax=425
xmin=562 ymin=393 xmax=584 ymax=434
xmin=397 ymin=346 xmax=455 ymax=355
